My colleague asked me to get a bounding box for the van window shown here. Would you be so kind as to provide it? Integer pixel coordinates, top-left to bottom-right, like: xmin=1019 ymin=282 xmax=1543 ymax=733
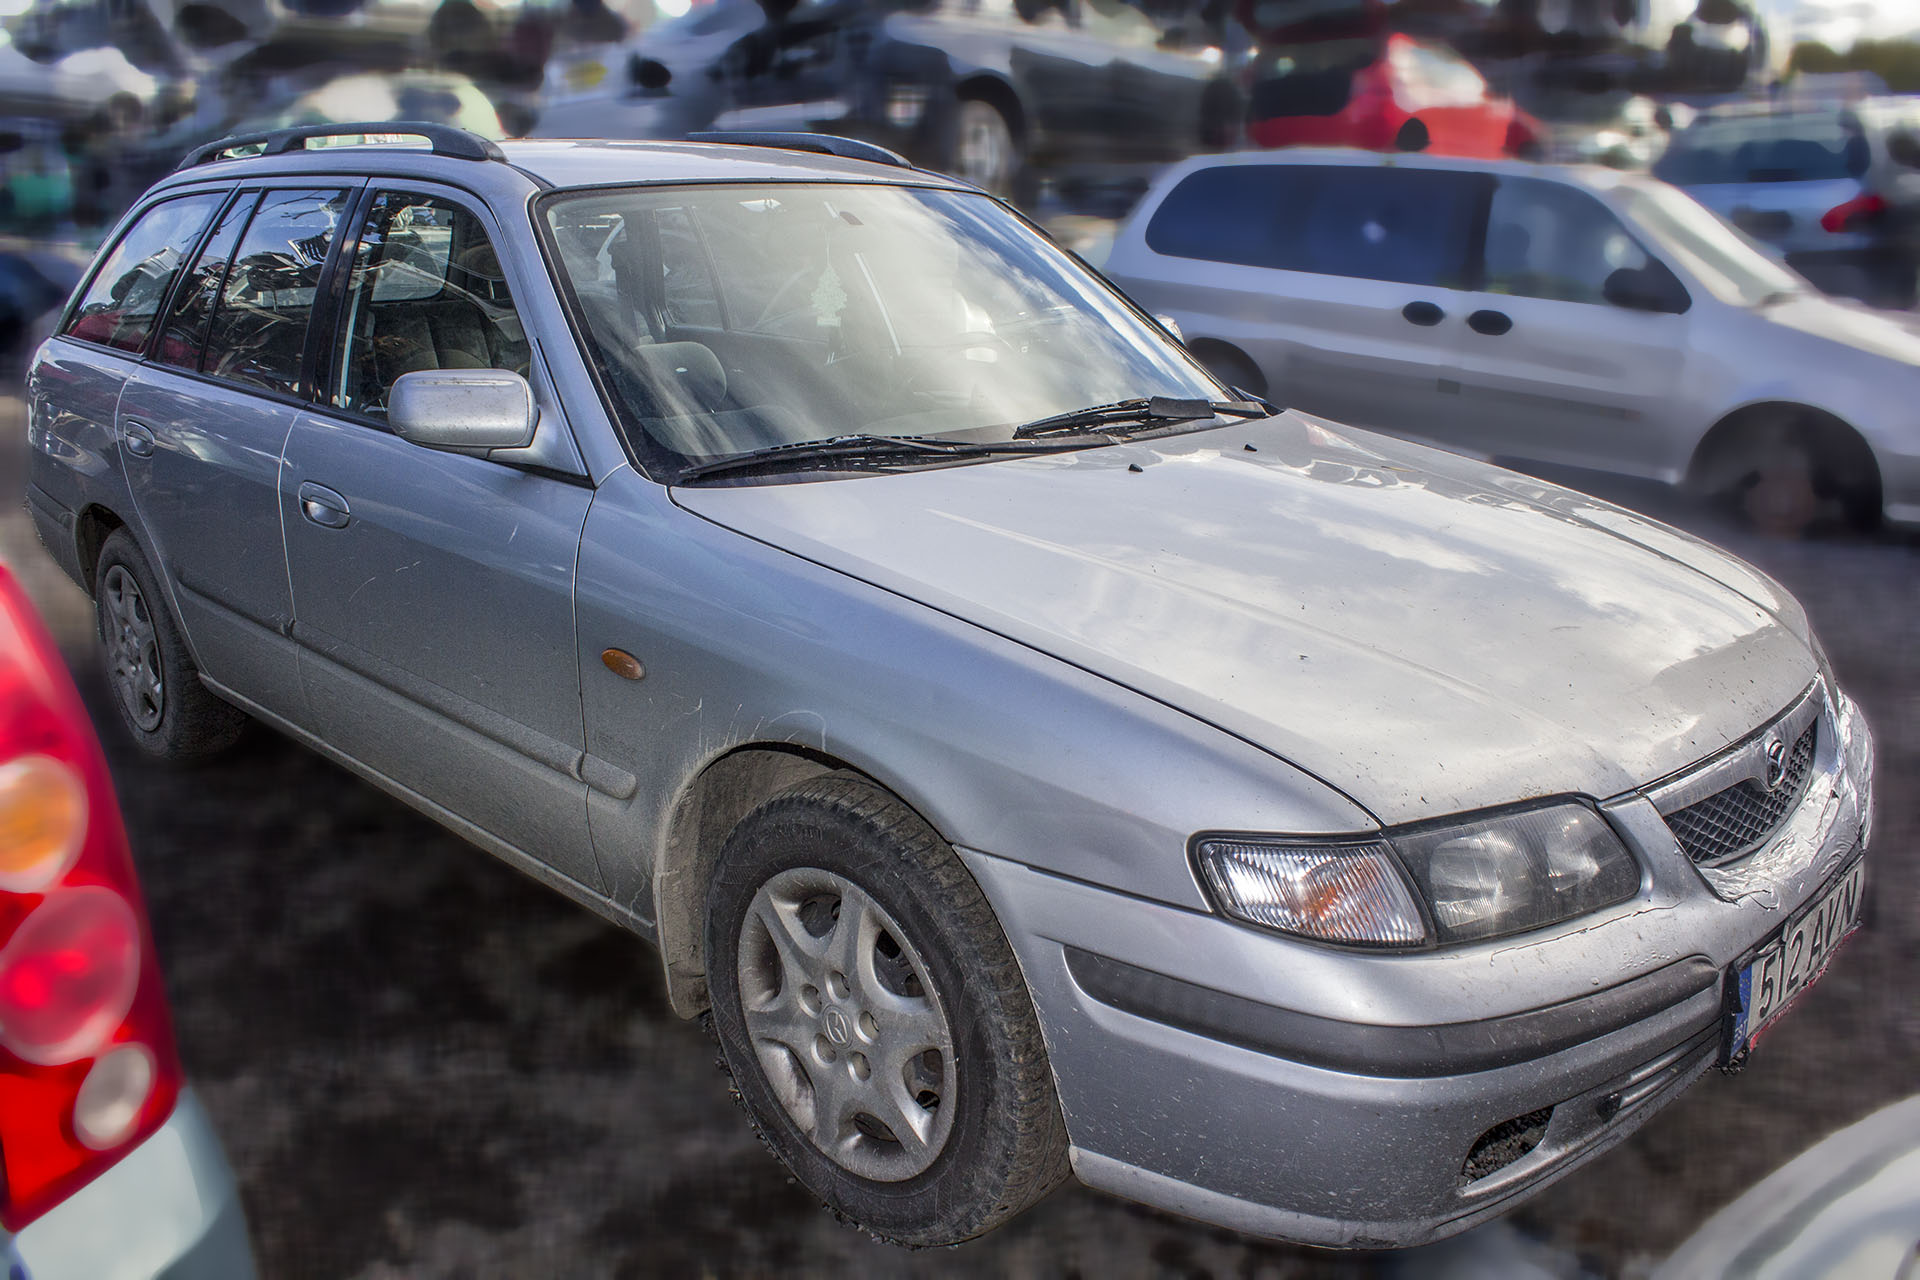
xmin=1145 ymin=164 xmax=1479 ymax=288
xmin=203 ymin=188 xmax=351 ymax=397
xmin=62 ymin=193 xmax=223 ymax=354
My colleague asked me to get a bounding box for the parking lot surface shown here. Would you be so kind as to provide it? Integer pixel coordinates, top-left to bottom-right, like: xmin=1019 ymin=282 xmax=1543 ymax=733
xmin=3 ymin=395 xmax=1914 ymax=1278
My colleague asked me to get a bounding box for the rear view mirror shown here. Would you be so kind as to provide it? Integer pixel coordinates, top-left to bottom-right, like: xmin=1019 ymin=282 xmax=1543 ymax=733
xmin=1602 ymin=262 xmax=1690 ymax=315
xmin=390 ymin=370 xmax=538 ymax=455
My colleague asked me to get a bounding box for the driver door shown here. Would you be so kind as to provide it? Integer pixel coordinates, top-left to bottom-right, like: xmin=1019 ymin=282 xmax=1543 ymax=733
xmin=281 ymin=183 xmax=602 ymax=890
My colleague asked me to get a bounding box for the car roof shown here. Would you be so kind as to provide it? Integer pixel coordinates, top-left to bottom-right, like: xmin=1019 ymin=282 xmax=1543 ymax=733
xmin=149 ymin=136 xmax=974 ymax=203
xmin=1147 ymin=146 xmax=1634 ymax=194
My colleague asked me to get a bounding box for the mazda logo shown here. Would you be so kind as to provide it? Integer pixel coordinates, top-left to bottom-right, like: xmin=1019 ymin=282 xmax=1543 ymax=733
xmin=1763 ymin=737 xmax=1789 ymax=791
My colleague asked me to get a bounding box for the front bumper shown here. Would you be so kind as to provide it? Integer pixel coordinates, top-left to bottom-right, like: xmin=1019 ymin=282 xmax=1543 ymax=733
xmin=7 ymin=1090 xmax=256 ymax=1280
xmin=962 ymin=689 xmax=1875 ymax=1248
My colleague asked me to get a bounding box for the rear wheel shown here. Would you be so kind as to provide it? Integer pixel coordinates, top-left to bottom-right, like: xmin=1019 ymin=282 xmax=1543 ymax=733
xmin=1695 ymin=411 xmax=1880 ymax=537
xmin=706 ymin=773 xmax=1069 ymax=1245
xmin=93 ymin=529 xmax=245 ymax=760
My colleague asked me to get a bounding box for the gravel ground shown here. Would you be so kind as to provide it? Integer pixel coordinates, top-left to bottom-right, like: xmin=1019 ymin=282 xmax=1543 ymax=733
xmin=2 ymin=393 xmax=1914 ymax=1280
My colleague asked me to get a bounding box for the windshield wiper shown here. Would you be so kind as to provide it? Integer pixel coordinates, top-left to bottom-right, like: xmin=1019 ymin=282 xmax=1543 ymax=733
xmin=675 ymin=432 xmax=1091 ymax=482
xmin=1010 ymin=395 xmax=1271 ymax=440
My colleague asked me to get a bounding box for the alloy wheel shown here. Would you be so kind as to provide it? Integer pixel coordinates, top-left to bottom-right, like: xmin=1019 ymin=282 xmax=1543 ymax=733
xmin=736 ymin=866 xmax=957 ymax=1182
xmin=101 ymin=565 xmax=163 ymax=732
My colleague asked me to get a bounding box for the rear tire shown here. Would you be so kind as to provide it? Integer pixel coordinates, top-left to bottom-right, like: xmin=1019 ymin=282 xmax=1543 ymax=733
xmin=706 ymin=773 xmax=1069 ymax=1246
xmin=93 ymin=529 xmax=245 ymax=761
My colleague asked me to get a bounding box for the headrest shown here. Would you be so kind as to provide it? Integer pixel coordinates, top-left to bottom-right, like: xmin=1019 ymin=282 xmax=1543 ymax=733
xmin=628 ymin=341 xmax=726 ymax=410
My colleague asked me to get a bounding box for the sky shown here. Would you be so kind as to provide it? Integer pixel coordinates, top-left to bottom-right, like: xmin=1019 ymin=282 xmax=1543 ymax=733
xmin=1766 ymin=0 xmax=1920 ymax=48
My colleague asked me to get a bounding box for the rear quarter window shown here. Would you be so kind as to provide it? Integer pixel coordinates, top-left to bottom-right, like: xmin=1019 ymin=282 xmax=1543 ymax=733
xmin=62 ymin=192 xmax=224 ymax=354
xmin=1144 ymin=164 xmax=1479 ymax=288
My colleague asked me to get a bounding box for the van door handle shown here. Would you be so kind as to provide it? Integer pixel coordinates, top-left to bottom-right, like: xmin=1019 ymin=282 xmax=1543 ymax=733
xmin=1467 ymin=309 xmax=1513 ymax=336
xmin=297 ymin=482 xmax=351 ymax=529
xmin=123 ymin=421 xmax=155 ymax=458
xmin=1402 ymin=301 xmax=1445 ymax=326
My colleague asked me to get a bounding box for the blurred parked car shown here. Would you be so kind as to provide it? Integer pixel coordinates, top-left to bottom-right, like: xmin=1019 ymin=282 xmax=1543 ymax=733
xmin=534 ymin=0 xmax=1242 ymax=194
xmin=1243 ymin=30 xmax=1540 ymax=157
xmin=239 ymin=69 xmax=507 ymax=140
xmin=0 ymin=561 xmax=255 ymax=1279
xmin=1655 ymin=1094 xmax=1920 ymax=1280
xmin=1653 ymin=100 xmax=1920 ymax=309
xmin=1104 ymin=149 xmax=1920 ymax=534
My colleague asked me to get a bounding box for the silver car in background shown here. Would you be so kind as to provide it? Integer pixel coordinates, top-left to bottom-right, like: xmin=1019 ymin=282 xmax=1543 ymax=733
xmin=25 ymin=125 xmax=1876 ymax=1249
xmin=1104 ymin=148 xmax=1920 ymax=534
xmin=1653 ymin=100 xmax=1920 ymax=308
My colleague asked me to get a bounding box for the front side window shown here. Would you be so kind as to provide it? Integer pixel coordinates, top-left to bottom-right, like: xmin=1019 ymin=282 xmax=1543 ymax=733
xmin=1145 ymin=164 xmax=1479 ymax=288
xmin=63 ymin=193 xmax=223 ymax=354
xmin=203 ymin=188 xmax=350 ymax=397
xmin=1483 ymin=177 xmax=1651 ymax=305
xmin=545 ymin=182 xmax=1219 ymax=475
xmin=332 ymin=191 xmax=530 ymax=417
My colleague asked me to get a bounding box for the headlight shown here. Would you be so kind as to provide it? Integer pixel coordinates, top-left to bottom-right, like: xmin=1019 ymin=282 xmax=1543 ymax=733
xmin=1196 ymin=802 xmax=1640 ymax=948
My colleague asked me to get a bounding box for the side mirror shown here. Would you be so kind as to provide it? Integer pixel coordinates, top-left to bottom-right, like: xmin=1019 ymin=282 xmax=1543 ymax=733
xmin=390 ymin=370 xmax=538 ymax=455
xmin=1602 ymin=262 xmax=1690 ymax=315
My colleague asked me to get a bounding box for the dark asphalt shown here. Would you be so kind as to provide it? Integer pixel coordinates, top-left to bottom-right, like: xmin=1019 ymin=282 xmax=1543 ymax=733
xmin=4 ymin=397 xmax=1915 ymax=1279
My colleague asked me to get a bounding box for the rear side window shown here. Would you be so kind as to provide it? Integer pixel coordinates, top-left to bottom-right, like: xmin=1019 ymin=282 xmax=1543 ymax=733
xmin=1653 ymin=115 xmax=1870 ymax=185
xmin=1145 ymin=164 xmax=1479 ymax=288
xmin=154 ymin=192 xmax=258 ymax=372
xmin=62 ymin=193 xmax=223 ymax=354
xmin=203 ymin=188 xmax=350 ymax=397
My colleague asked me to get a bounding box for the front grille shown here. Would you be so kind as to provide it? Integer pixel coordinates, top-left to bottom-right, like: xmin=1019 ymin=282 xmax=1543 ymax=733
xmin=1665 ymin=723 xmax=1816 ymax=865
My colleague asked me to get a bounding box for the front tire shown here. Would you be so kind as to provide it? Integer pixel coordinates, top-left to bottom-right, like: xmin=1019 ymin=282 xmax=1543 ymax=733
xmin=706 ymin=773 xmax=1069 ymax=1246
xmin=953 ymin=98 xmax=1020 ymax=198
xmin=93 ymin=529 xmax=245 ymax=760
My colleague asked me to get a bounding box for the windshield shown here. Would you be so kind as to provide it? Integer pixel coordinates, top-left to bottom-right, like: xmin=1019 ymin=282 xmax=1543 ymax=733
xmin=1613 ymin=180 xmax=1805 ymax=307
xmin=542 ymin=183 xmax=1222 ymax=480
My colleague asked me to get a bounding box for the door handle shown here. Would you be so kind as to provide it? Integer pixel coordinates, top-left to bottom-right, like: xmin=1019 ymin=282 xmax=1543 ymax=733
xmin=1401 ymin=301 xmax=1445 ymax=327
xmin=297 ymin=482 xmax=351 ymax=529
xmin=123 ymin=420 xmax=155 ymax=458
xmin=1467 ymin=309 xmax=1513 ymax=336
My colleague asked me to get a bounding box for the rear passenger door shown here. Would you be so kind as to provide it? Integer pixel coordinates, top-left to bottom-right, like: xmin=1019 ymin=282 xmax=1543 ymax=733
xmin=281 ymin=184 xmax=602 ymax=891
xmin=115 ymin=184 xmax=358 ymax=727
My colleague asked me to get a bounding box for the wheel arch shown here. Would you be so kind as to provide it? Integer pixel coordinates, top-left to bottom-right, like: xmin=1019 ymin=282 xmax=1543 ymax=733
xmin=654 ymin=742 xmax=949 ymax=1018
xmin=74 ymin=502 xmax=129 ymax=596
xmin=1688 ymin=400 xmax=1882 ymax=509
xmin=1185 ymin=337 xmax=1269 ymax=399
xmin=954 ymin=74 xmax=1027 ymax=145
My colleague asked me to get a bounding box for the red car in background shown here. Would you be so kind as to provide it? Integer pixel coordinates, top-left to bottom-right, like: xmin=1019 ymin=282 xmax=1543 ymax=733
xmin=1240 ymin=0 xmax=1540 ymax=157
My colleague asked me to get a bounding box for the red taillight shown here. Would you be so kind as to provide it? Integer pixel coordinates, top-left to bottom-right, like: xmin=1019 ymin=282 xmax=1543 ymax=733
xmin=1821 ymin=192 xmax=1888 ymax=233
xmin=0 ymin=564 xmax=181 ymax=1230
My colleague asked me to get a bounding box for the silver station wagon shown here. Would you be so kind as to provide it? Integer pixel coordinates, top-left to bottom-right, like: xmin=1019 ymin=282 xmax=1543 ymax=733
xmin=24 ymin=124 xmax=1876 ymax=1248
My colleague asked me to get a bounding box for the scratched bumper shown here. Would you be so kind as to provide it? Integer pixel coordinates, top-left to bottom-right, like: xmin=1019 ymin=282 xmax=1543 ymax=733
xmin=957 ymin=688 xmax=1874 ymax=1247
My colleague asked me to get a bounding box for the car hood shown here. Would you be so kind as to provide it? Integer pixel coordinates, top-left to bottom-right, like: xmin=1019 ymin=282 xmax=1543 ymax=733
xmin=673 ymin=414 xmax=1816 ymax=826
xmin=1758 ymin=291 xmax=1920 ymax=365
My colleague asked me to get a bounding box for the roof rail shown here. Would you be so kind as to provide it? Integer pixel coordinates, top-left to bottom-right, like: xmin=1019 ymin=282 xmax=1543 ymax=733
xmin=178 ymin=121 xmax=506 ymax=171
xmin=685 ymin=131 xmax=912 ymax=169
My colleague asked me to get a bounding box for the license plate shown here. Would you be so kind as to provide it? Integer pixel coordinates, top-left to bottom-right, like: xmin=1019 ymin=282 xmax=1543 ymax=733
xmin=1725 ymin=857 xmax=1865 ymax=1061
